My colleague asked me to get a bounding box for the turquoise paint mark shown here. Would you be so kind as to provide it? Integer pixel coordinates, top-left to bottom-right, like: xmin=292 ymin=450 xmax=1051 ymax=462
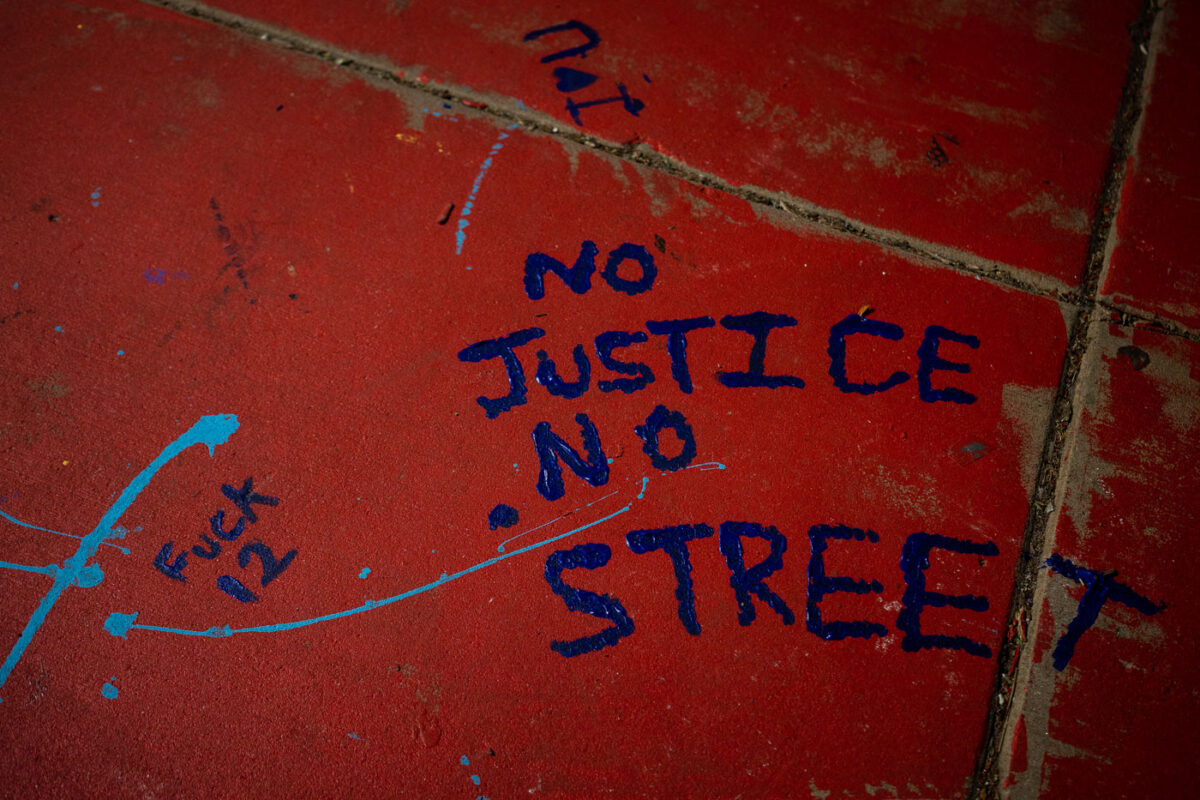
xmin=0 ymin=560 xmax=57 ymax=577
xmin=471 ymin=775 xmax=481 ymax=786
xmin=686 ymin=461 xmax=727 ymax=471
xmin=54 ymin=325 xmax=63 ymax=333
xmin=460 ymin=755 xmax=470 ymax=766
xmin=638 ymin=477 xmax=648 ymax=499
xmin=111 ymin=504 xmax=631 ymax=639
xmin=455 ymin=131 xmax=511 ymax=255
xmin=90 ymin=187 xmax=101 ymax=208
xmin=117 ymin=350 xmax=125 ymax=356
xmin=0 ymin=414 xmax=239 ymax=693
xmin=347 ymin=732 xmax=361 ymax=740
xmin=498 ymin=513 xmax=563 ymax=554
xmin=101 ymin=681 xmax=118 ymax=699
xmin=358 ymin=567 xmax=371 ymax=579
xmin=76 ymin=563 xmax=104 ymax=588
xmin=0 ymin=508 xmax=127 ymax=552
xmin=10 ymin=283 xmax=17 ymax=290
xmin=104 ymin=612 xmax=137 ymax=638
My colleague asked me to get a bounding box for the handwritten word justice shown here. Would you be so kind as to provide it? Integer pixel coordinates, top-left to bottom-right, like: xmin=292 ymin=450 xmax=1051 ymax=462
xmin=457 ymin=240 xmax=981 ymax=501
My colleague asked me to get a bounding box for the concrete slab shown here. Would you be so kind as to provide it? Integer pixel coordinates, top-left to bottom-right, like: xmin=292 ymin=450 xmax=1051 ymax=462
xmin=1104 ymin=1 xmax=1200 ymax=330
xmin=0 ymin=1 xmax=1076 ymax=798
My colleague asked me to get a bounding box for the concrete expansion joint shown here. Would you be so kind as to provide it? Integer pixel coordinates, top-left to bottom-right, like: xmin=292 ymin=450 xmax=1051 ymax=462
xmin=141 ymin=0 xmax=1121 ymax=312
xmin=967 ymin=0 xmax=1166 ymax=796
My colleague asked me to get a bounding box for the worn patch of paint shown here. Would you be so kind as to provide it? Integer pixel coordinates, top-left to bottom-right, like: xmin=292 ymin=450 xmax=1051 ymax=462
xmin=0 ymin=414 xmax=239 ymax=691
xmin=101 ymin=681 xmax=118 ymax=699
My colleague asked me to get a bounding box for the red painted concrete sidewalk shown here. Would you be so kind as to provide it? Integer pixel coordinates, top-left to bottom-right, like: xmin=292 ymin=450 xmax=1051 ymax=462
xmin=0 ymin=1 xmax=1194 ymax=799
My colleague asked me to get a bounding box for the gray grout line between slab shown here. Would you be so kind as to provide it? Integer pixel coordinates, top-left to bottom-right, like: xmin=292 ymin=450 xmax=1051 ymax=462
xmin=142 ymin=0 xmax=1083 ymax=305
xmin=967 ymin=1 xmax=1165 ymax=797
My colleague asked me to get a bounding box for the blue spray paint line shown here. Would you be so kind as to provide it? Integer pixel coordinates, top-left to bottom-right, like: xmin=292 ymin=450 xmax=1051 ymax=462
xmin=109 ymin=504 xmax=632 ymax=639
xmin=499 ymin=489 xmax=619 ymax=553
xmin=455 ymin=131 xmax=511 ymax=255
xmin=0 ymin=508 xmax=129 ymax=553
xmin=101 ymin=680 xmax=118 ymax=699
xmin=0 ymin=560 xmax=57 ymax=577
xmin=0 ymin=414 xmax=239 ymax=692
xmin=638 ymin=477 xmax=648 ymax=499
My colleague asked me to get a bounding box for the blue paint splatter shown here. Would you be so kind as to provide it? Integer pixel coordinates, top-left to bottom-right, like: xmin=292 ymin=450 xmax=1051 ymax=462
xmin=471 ymin=775 xmax=481 ymax=786
xmin=0 ymin=560 xmax=57 ymax=577
xmin=0 ymin=414 xmax=239 ymax=692
xmin=90 ymin=188 xmax=101 ymax=208
xmin=358 ymin=567 xmax=371 ymax=579
xmin=488 ymin=503 xmax=519 ymax=530
xmin=116 ymin=350 xmax=124 ymax=356
xmin=101 ymin=681 xmax=118 ymax=699
xmin=107 ymin=458 xmax=728 ymax=641
xmin=54 ymin=325 xmax=63 ymax=333
xmin=455 ymin=130 xmax=513 ymax=255
xmin=347 ymin=732 xmax=362 ymax=740
xmin=10 ymin=283 xmax=17 ymax=290
xmin=460 ymin=755 xmax=470 ymax=766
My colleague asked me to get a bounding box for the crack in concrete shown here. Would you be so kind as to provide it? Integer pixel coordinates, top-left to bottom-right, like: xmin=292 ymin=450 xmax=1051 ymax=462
xmin=967 ymin=1 xmax=1167 ymax=796
xmin=141 ymin=0 xmax=1086 ymax=305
